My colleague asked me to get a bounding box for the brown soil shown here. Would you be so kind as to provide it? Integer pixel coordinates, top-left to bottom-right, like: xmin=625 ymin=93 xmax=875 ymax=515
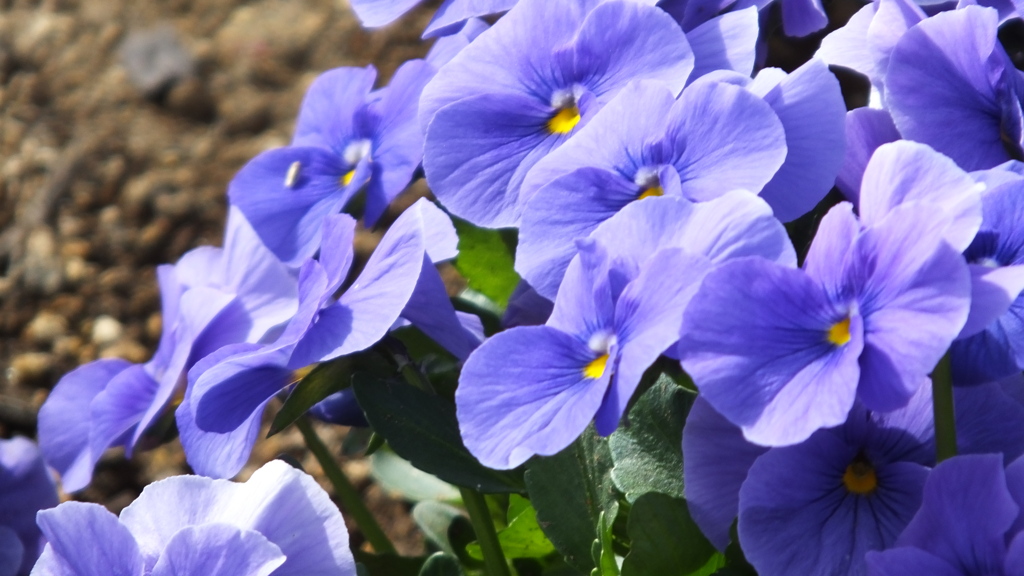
xmin=0 ymin=0 xmax=441 ymax=555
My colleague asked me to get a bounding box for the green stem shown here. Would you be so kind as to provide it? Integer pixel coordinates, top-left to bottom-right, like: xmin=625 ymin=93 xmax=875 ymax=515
xmin=931 ymin=353 xmax=958 ymax=462
xmin=460 ymin=488 xmax=511 ymax=576
xmin=296 ymin=418 xmax=397 ymax=555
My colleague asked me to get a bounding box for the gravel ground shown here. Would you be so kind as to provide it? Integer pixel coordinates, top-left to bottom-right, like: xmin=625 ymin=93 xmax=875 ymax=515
xmin=0 ymin=0 xmax=439 ymax=555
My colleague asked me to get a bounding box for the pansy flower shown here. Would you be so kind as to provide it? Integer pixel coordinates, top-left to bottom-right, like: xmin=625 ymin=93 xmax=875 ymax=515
xmin=685 ymin=381 xmax=1024 ymax=576
xmin=350 ymin=0 xmax=515 ymax=38
xmin=866 ymin=454 xmax=1024 ymax=576
xmin=38 ymin=209 xmax=298 ymax=492
xmin=419 ymin=0 xmax=694 ymax=227
xmin=229 ymin=60 xmax=434 ymax=266
xmin=31 ymin=460 xmax=355 ymax=576
xmin=457 ymin=193 xmax=794 ymax=469
xmin=1 ymin=437 xmax=58 ymax=576
xmin=679 ymin=145 xmax=975 ymax=445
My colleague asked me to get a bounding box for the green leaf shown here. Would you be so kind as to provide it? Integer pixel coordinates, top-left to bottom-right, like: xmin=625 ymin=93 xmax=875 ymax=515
xmin=269 ymin=357 xmax=352 ymax=437
xmin=353 ymin=374 xmax=525 ymax=493
xmin=608 ymin=375 xmax=695 ymax=502
xmin=353 ymin=550 xmax=427 ymax=576
xmin=369 ymin=450 xmax=461 ymax=503
xmin=467 ymin=495 xmax=557 ymax=560
xmin=620 ymin=493 xmax=717 ymax=576
xmin=525 ymin=428 xmax=620 ymax=573
xmin=452 ymin=216 xmax=519 ymax=309
xmin=592 ymin=510 xmax=619 ymax=576
xmin=715 ymin=522 xmax=757 ymax=576
xmin=419 ymin=553 xmax=466 ymax=576
xmin=413 ymin=501 xmax=467 ymax=557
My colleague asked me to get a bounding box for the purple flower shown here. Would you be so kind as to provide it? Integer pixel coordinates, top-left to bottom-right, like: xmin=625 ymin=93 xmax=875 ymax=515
xmin=515 ymin=78 xmax=787 ymax=299
xmin=865 ymin=454 xmax=1024 ymax=576
xmin=229 ymin=61 xmax=434 ymax=266
xmin=952 ymin=175 xmax=1024 ymax=384
xmin=457 ymin=193 xmax=794 ymax=469
xmin=30 ymin=460 xmax=356 ymax=576
xmin=887 ymin=5 xmax=1024 ymax=171
xmin=38 ymin=209 xmax=297 ymax=492
xmin=419 ymin=0 xmax=694 ymax=227
xmin=181 ymin=199 xmax=477 ymax=478
xmin=679 ymin=194 xmax=972 ymax=446
xmin=0 ymin=438 xmax=58 ymax=576
xmin=350 ymin=0 xmax=515 ymax=38
xmin=835 ymin=108 xmax=901 ymax=205
xmin=685 ymin=382 xmax=1024 ymax=575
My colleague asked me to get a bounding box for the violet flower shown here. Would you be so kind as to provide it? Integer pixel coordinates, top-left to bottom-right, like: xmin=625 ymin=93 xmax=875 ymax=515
xmin=30 ymin=460 xmax=356 ymax=576
xmin=457 ymin=193 xmax=794 ymax=469
xmin=419 ymin=0 xmax=694 ymax=228
xmin=886 ymin=5 xmax=1024 ymax=171
xmin=350 ymin=0 xmax=515 ymax=38
xmin=1 ymin=438 xmax=58 ymax=576
xmin=685 ymin=382 xmax=1024 ymax=575
xmin=679 ymin=193 xmax=972 ymax=446
xmin=865 ymin=454 xmax=1024 ymax=576
xmin=515 ymin=78 xmax=787 ymax=299
xmin=229 ymin=60 xmax=434 ymax=266
xmin=38 ymin=209 xmax=297 ymax=492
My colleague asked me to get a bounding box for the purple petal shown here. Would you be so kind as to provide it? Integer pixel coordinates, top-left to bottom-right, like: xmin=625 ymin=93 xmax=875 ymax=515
xmin=317 ymin=214 xmax=357 ymax=294
xmin=682 ymin=398 xmax=769 ymax=550
xmin=38 ymin=359 xmax=132 ymax=492
xmin=228 ymin=146 xmax=352 ymax=266
xmin=36 ymin=503 xmax=144 ymax=576
xmin=0 ymin=437 xmax=57 ymax=575
xmin=739 ymin=431 xmax=927 ymax=576
xmin=456 ymin=326 xmax=612 ymax=469
xmin=886 ymin=6 xmax=1017 ymax=171
xmin=425 ymin=18 xmax=490 ymax=67
xmin=678 ymin=258 xmax=863 ymax=446
xmin=88 ymin=364 xmax=160 ymax=460
xmin=865 ymin=548 xmax=962 ymax=576
xmin=401 ymin=198 xmax=459 ymax=264
xmin=190 ymin=345 xmax=291 ymax=435
xmin=517 ymin=167 xmax=643 ymax=300
xmin=852 ymin=204 xmax=972 ymax=411
xmin=671 ymin=78 xmax=788 ymax=203
xmin=895 ymin=454 xmax=1017 ymax=570
xmin=815 ymin=3 xmax=876 ymax=78
xmin=293 ymin=67 xmax=376 ymax=148
xmin=291 ymin=202 xmax=427 ymax=366
xmin=866 ymin=0 xmax=926 ymax=91
xmin=961 ymin=263 xmax=1024 ymax=337
xmin=424 ymin=0 xmax=515 ymax=38
xmin=0 ymin=527 xmax=22 ymax=576
xmin=423 ymin=92 xmax=560 ymax=227
xmin=546 ymin=239 xmax=616 ymax=339
xmin=955 ymin=382 xmax=1024 ymax=462
xmin=596 ymin=250 xmax=711 ymax=434
xmin=836 ymin=108 xmax=901 ymax=205
xmin=120 ymin=460 xmax=355 ymax=576
xmin=348 ymin=0 xmax=422 ymax=27
xmin=686 ymin=7 xmax=758 ymax=81
xmin=803 ymin=202 xmax=860 ymax=294
xmin=149 ymin=524 xmax=284 ymax=576
xmin=364 ymin=60 xmax=434 ymax=227
xmin=746 ymin=59 xmax=847 ymax=222
xmin=859 ymin=141 xmax=982 ymax=252
xmin=780 ymin=0 xmax=827 ymax=37
xmin=400 ymin=256 xmax=482 ymax=360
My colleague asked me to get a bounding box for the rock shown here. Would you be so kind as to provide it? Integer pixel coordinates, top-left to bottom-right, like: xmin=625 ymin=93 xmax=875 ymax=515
xmin=22 ymin=227 xmax=63 ymax=295
xmin=165 ymin=76 xmax=215 ymax=122
xmin=24 ymin=311 xmax=68 ymax=345
xmin=99 ymin=339 xmax=148 ymax=363
xmin=7 ymin=352 xmax=53 ymax=385
xmin=91 ymin=315 xmax=124 ymax=346
xmin=119 ymin=24 xmax=194 ymax=99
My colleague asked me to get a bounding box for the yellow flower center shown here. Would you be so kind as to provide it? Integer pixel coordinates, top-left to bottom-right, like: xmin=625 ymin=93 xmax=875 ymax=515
xmin=583 ymin=354 xmax=608 ymax=379
xmin=341 ymin=169 xmax=356 ymax=187
xmin=638 ymin=186 xmax=664 ymax=200
xmin=547 ymin=106 xmax=581 ymax=134
xmin=842 ymin=459 xmax=878 ymax=495
xmin=827 ymin=317 xmax=851 ymax=346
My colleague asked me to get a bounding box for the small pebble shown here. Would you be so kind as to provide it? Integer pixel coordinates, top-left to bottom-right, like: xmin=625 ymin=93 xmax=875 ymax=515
xmin=119 ymin=24 xmax=194 ymax=99
xmin=7 ymin=352 xmax=53 ymax=385
xmin=25 ymin=311 xmax=68 ymax=345
xmin=91 ymin=315 xmax=124 ymax=346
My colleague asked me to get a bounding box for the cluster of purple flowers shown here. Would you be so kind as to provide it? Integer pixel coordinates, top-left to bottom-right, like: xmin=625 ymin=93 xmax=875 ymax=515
xmin=10 ymin=0 xmax=1024 ymax=573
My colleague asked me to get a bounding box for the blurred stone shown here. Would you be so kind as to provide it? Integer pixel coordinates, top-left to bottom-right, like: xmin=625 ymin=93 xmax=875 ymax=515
xmin=119 ymin=24 xmax=194 ymax=99
xmin=22 ymin=227 xmax=63 ymax=295
xmin=91 ymin=315 xmax=124 ymax=346
xmin=25 ymin=311 xmax=68 ymax=345
xmin=8 ymin=352 xmax=53 ymax=385
xmin=166 ymin=76 xmax=215 ymax=122
xmin=99 ymin=339 xmax=148 ymax=363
